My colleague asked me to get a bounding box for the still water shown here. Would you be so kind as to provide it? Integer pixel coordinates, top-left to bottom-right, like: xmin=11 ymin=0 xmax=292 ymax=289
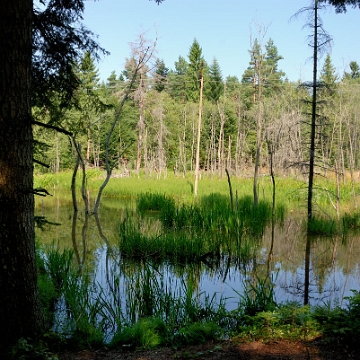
xmin=35 ymin=197 xmax=360 ymax=314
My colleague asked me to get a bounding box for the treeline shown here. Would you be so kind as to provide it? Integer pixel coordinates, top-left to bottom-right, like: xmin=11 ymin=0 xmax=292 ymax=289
xmin=33 ymin=37 xmax=360 ymax=181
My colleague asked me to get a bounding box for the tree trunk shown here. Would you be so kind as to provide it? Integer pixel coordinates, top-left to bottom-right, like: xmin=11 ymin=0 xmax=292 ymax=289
xmin=217 ymin=103 xmax=225 ymax=179
xmin=0 ymin=0 xmax=45 ymax=348
xmin=55 ymin=132 xmax=60 ymax=173
xmin=136 ymin=70 xmax=145 ymax=175
xmin=194 ymin=75 xmax=203 ymax=196
xmin=308 ymin=0 xmax=319 ymax=223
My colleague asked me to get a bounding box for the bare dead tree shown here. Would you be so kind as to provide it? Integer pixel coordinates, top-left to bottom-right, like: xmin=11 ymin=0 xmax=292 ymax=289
xmin=292 ymin=0 xmax=332 ymax=225
xmin=93 ymin=34 xmax=157 ymax=213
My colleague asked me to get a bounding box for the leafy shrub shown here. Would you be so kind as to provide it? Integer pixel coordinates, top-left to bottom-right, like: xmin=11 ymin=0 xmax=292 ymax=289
xmin=313 ymin=290 xmax=360 ymax=345
xmin=174 ymin=321 xmax=218 ymax=346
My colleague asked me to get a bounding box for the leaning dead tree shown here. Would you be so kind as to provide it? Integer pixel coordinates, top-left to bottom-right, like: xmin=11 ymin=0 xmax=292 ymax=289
xmin=93 ymin=32 xmax=158 ymax=213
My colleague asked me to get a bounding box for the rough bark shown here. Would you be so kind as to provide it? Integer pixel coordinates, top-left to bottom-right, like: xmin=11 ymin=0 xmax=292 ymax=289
xmin=0 ymin=0 xmax=45 ymax=348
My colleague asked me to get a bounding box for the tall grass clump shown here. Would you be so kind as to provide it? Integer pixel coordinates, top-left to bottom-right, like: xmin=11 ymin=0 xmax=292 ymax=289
xmin=36 ymin=244 xmax=58 ymax=324
xmin=118 ymin=215 xmax=217 ymax=263
xmin=118 ymin=215 xmax=163 ymax=260
xmin=237 ymin=275 xmax=277 ymax=317
xmin=137 ymin=192 xmax=176 ymax=214
xmin=108 ymin=268 xmax=227 ymax=348
xmin=127 ymin=192 xmax=284 ymax=265
xmin=307 ymin=216 xmax=337 ymax=236
xmin=342 ymin=212 xmax=360 ymax=231
xmin=237 ymin=196 xmax=272 ymax=237
xmin=44 ymin=245 xmax=105 ymax=347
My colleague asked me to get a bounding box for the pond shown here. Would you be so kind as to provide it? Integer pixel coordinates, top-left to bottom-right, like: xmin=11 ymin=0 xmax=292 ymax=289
xmin=35 ymin=195 xmax=360 ymax=339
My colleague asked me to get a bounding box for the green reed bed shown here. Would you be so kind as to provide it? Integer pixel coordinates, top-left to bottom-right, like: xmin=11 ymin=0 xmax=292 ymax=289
xmin=115 ymin=192 xmax=286 ymax=274
xmin=306 ymin=211 xmax=360 ymax=236
xmin=37 ymin=241 xmax=360 ymax=350
xmin=39 ymin=244 xmax=235 ymax=347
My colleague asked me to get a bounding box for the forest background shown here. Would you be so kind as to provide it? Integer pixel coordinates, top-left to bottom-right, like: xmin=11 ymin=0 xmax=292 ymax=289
xmin=33 ymin=33 xmax=360 ymax=189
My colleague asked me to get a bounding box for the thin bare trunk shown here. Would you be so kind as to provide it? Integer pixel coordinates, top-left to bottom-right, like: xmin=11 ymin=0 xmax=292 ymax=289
xmin=307 ymin=1 xmax=319 ymax=224
xmin=194 ymin=73 xmax=204 ymax=197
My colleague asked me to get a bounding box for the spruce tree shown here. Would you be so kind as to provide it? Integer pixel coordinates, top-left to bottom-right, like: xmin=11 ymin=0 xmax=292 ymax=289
xmin=168 ymin=56 xmax=188 ymax=102
xmin=208 ymin=58 xmax=224 ymax=103
xmin=186 ymin=39 xmax=206 ymax=102
xmin=154 ymin=58 xmax=169 ymax=92
xmin=319 ymin=53 xmax=338 ymax=100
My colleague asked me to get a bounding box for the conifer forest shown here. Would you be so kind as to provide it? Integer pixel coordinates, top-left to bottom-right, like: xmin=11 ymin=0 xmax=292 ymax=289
xmin=33 ymin=37 xmax=360 ymax=188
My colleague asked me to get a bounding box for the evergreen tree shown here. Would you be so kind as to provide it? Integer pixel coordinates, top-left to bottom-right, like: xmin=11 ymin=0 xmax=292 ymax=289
xmin=186 ymin=39 xmax=206 ymax=102
xmin=319 ymin=0 xmax=360 ymax=12
xmin=320 ymin=54 xmax=338 ymax=86
xmin=343 ymin=61 xmax=360 ymax=80
xmin=168 ymin=56 xmax=188 ymax=102
xmin=225 ymin=76 xmax=242 ymax=101
xmin=242 ymin=38 xmax=285 ymax=102
xmin=264 ymin=39 xmax=285 ymax=92
xmin=208 ymin=58 xmax=224 ymax=102
xmin=319 ymin=53 xmax=338 ymax=99
xmin=106 ymin=70 xmax=118 ymax=91
xmin=154 ymin=58 xmax=169 ymax=92
xmin=78 ymin=52 xmax=101 ymax=95
xmin=241 ymin=38 xmax=263 ymax=106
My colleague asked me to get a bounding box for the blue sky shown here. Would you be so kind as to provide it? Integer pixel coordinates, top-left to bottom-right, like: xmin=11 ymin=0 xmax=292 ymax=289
xmin=83 ymin=0 xmax=360 ymax=83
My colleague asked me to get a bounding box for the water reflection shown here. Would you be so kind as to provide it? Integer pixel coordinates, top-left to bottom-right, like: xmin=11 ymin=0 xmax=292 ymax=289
xmin=36 ymin=197 xmax=360 ymax=314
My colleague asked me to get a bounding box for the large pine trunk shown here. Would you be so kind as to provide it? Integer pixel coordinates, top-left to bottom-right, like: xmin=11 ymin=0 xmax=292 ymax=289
xmin=0 ymin=0 xmax=45 ymax=348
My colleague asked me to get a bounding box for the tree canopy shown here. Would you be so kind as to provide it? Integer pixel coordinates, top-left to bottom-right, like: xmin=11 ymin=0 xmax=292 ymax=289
xmin=32 ymin=0 xmax=107 ymax=115
xmin=319 ymin=0 xmax=360 ymax=12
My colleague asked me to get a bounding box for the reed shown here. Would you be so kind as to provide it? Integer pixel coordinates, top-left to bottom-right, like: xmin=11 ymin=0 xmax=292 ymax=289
xmin=37 ymin=244 xmax=360 ymax=349
xmin=307 ymin=216 xmax=337 ymax=236
xmin=237 ymin=275 xmax=277 ymax=316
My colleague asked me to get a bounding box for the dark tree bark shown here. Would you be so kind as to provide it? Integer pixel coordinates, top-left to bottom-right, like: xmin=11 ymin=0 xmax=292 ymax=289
xmin=0 ymin=0 xmax=45 ymax=349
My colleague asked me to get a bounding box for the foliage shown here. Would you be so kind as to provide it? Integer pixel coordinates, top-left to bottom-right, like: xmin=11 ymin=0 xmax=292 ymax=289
xmin=32 ymin=0 xmax=107 ymax=113
xmin=110 ymin=317 xmax=166 ymax=349
xmin=236 ymin=302 xmax=320 ymax=342
xmin=174 ymin=322 xmax=219 ymax=346
xmin=36 ymin=245 xmax=58 ymax=324
xmin=313 ymin=290 xmax=360 ymax=346
xmin=186 ymin=38 xmax=207 ymax=102
xmin=319 ymin=0 xmax=360 ymax=12
xmin=10 ymin=337 xmax=58 ymax=360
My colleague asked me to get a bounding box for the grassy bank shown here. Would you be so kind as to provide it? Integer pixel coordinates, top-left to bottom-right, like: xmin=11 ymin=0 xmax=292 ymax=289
xmin=34 ymin=169 xmax=360 ymax=215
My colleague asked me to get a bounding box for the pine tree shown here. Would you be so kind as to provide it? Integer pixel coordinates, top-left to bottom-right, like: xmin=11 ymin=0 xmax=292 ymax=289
xmin=242 ymin=38 xmax=285 ymax=103
xmin=106 ymin=71 xmax=118 ymax=92
xmin=343 ymin=61 xmax=360 ymax=80
xmin=264 ymin=39 xmax=285 ymax=93
xmin=241 ymin=39 xmax=263 ymax=106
